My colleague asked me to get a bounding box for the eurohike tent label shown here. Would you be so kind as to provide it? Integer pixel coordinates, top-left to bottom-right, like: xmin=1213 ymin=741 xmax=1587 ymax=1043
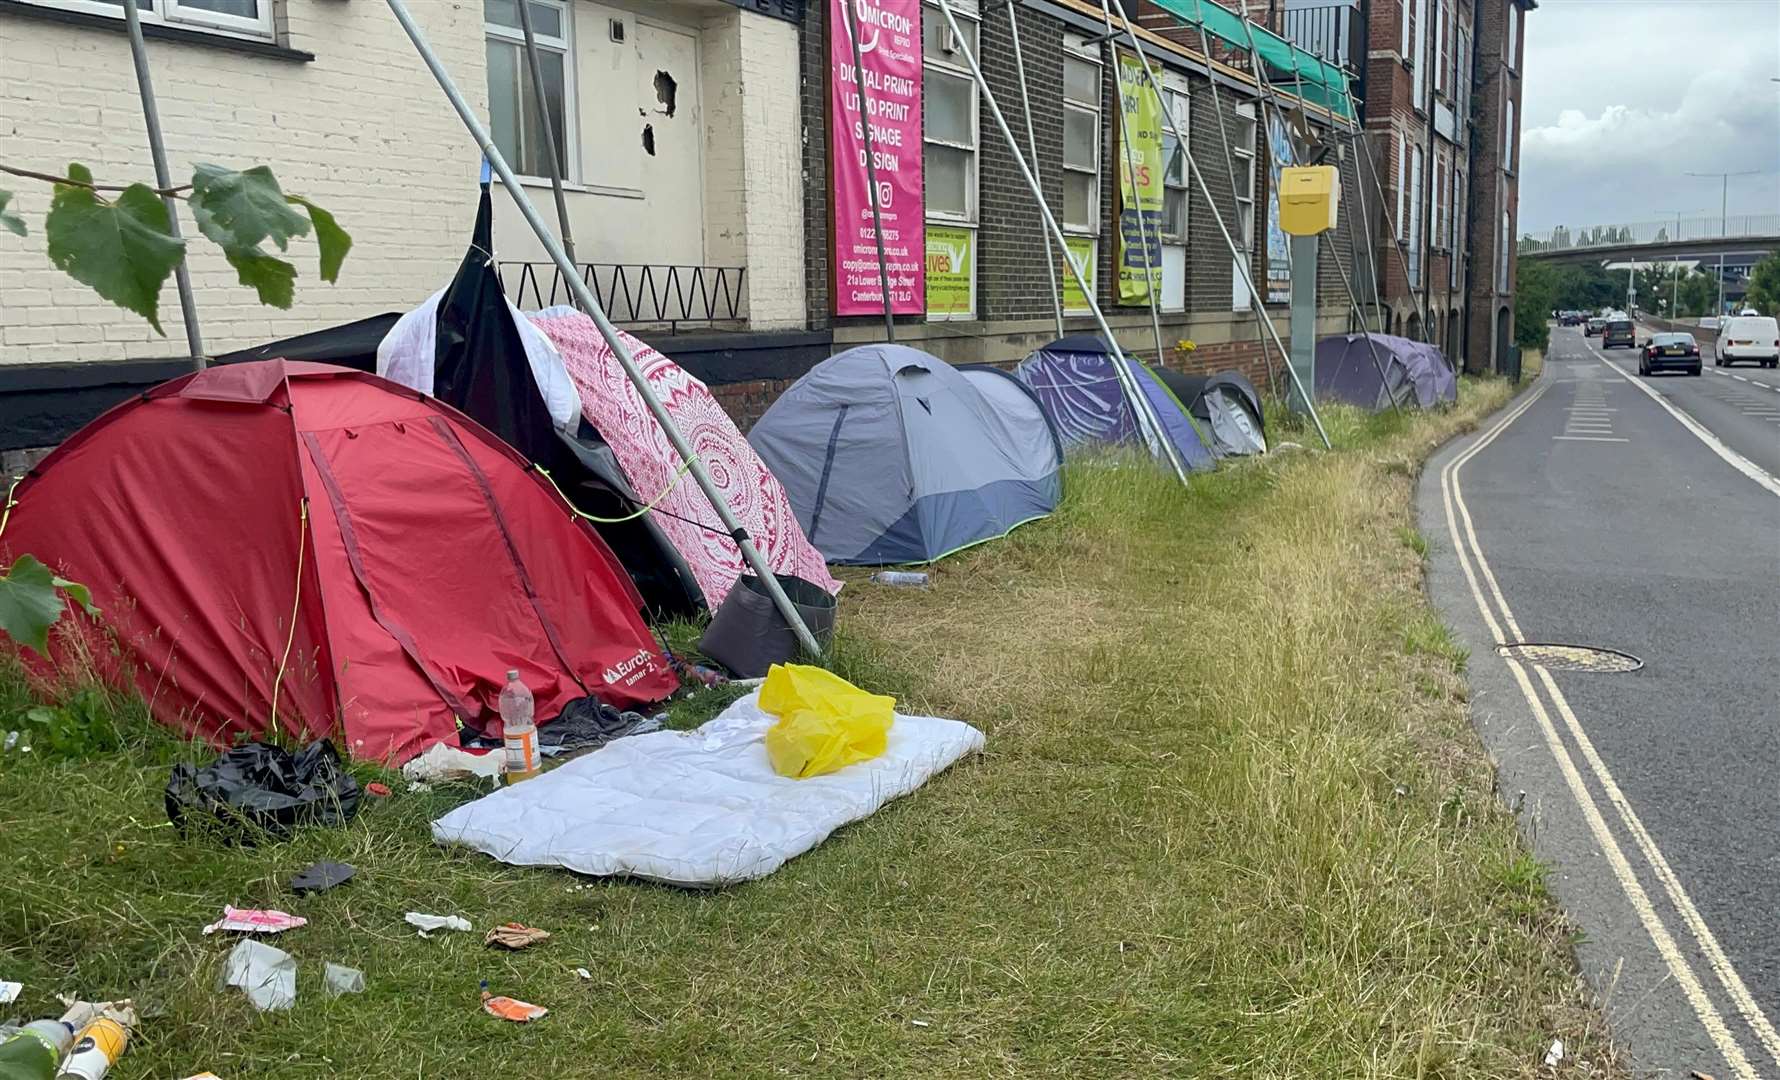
xmin=1116 ymin=51 xmax=1164 ymax=305
xmin=829 ymin=0 xmax=925 ymax=316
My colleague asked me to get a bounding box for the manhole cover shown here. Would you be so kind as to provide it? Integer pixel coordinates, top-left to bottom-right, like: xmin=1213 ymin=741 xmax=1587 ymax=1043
xmin=1496 ymin=642 xmax=1644 ymax=673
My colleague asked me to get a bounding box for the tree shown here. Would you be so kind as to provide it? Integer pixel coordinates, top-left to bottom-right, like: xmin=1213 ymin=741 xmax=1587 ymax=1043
xmin=0 ymin=162 xmax=348 ymax=333
xmin=1675 ymin=270 xmax=1718 ymax=317
xmin=1515 ymin=257 xmax=1554 ymax=350
xmin=1747 ymin=253 xmax=1780 ymax=316
xmin=1547 ymin=261 xmax=1621 ymax=311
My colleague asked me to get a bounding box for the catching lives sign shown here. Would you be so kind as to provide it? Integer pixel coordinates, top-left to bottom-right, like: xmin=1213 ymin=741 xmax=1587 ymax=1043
xmin=829 ymin=0 xmax=925 ymax=316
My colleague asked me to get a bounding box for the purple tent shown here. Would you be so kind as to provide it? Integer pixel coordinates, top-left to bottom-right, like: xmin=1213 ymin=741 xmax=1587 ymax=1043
xmin=1014 ymin=335 xmax=1217 ymax=470
xmin=1313 ymin=333 xmax=1457 ymax=410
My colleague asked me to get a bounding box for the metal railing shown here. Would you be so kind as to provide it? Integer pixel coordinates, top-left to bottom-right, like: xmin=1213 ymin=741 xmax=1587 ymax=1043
xmin=1519 ymin=213 xmax=1780 ymax=254
xmin=497 ymin=261 xmax=748 ymax=331
xmin=1280 ymin=2 xmax=1362 ymax=72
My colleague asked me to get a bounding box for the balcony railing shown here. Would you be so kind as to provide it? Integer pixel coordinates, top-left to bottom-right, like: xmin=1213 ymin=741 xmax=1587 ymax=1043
xmin=1280 ymin=2 xmax=1363 ymax=73
xmin=497 ymin=262 xmax=748 ymax=332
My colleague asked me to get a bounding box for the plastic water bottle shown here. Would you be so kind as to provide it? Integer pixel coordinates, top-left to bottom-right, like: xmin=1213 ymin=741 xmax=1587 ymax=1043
xmin=53 ymin=1013 xmax=128 ymax=1080
xmin=869 ymin=571 xmax=930 ymax=588
xmin=0 ymin=1020 xmax=74 ymax=1080
xmin=499 ymin=670 xmax=540 ymax=785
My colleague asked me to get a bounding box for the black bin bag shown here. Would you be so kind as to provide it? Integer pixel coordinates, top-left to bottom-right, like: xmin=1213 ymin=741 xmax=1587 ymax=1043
xmin=166 ymin=740 xmax=361 ymax=844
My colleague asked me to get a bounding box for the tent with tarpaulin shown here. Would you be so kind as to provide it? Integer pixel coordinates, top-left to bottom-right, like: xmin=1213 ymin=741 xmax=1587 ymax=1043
xmin=748 ymin=344 xmax=1063 ymax=565
xmin=1014 ymin=335 xmax=1218 ymax=469
xmin=1314 ymin=333 xmax=1458 ymax=410
xmin=1154 ymin=368 xmax=1267 ymax=456
xmin=0 ymin=360 xmax=677 ymax=764
xmin=376 ymin=186 xmax=837 ymax=618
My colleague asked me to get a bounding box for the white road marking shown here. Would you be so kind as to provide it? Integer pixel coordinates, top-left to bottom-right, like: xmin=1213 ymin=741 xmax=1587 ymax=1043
xmin=1439 ymin=383 xmax=1762 ymax=1078
xmin=1553 ymin=435 xmax=1630 ymax=442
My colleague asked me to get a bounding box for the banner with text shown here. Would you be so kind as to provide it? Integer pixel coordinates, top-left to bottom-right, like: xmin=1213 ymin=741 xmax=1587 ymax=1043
xmin=1062 ymin=236 xmax=1097 ymax=314
xmin=829 ymin=0 xmax=925 ymax=316
xmin=1115 ymin=52 xmax=1164 ymax=306
xmin=925 ymin=225 xmax=975 ymax=319
xmin=1265 ymin=110 xmax=1294 ymax=304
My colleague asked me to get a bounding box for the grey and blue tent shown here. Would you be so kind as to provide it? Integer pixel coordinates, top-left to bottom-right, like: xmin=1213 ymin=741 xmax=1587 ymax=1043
xmin=1314 ymin=333 xmax=1457 ymax=410
xmin=1014 ymin=335 xmax=1217 ymax=470
xmin=1154 ymin=369 xmax=1268 ymax=456
xmin=747 ymin=345 xmax=1063 ymax=565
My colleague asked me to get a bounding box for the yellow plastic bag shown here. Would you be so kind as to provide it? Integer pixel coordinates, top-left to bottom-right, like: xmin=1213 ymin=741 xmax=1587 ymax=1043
xmin=759 ymin=664 xmax=894 ymax=779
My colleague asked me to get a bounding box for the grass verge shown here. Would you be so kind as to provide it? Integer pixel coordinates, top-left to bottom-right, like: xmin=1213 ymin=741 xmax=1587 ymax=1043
xmin=0 ymin=377 xmax=1622 ymax=1078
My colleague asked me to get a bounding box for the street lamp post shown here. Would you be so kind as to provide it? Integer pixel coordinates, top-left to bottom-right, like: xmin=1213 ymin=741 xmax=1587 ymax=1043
xmin=1685 ymin=170 xmax=1760 ymax=318
xmin=1653 ymin=207 xmax=1701 ymax=317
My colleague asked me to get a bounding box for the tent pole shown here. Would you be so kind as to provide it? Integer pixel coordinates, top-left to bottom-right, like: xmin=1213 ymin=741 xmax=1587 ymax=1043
xmin=1106 ymin=0 xmax=1331 ymax=449
xmin=1099 ymin=3 xmax=1168 ymax=370
xmin=1188 ymin=0 xmax=1286 ymax=399
xmin=121 ymin=0 xmax=205 ymax=371
xmin=931 ymin=0 xmax=1191 ymax=486
xmin=383 ymin=0 xmax=825 ymax=659
xmin=837 ymin=0 xmax=898 ymax=343
xmin=1005 ymin=0 xmax=1064 ymax=339
xmin=514 ymin=0 xmax=579 ymax=271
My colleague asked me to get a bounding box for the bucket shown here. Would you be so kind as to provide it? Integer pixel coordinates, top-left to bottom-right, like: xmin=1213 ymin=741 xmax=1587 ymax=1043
xmin=697 ymin=575 xmax=837 ymax=678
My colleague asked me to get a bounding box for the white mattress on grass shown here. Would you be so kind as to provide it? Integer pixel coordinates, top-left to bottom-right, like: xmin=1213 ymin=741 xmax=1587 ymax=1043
xmin=431 ymin=691 xmax=983 ymax=887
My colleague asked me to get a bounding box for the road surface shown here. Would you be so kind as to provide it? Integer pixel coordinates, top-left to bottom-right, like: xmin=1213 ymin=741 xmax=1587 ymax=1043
xmin=1418 ymin=324 xmax=1780 ymax=1078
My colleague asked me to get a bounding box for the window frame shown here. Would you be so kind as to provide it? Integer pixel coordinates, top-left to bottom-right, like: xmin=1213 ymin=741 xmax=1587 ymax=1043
xmin=1395 ymin=131 xmax=1407 ymax=242
xmin=1158 ymin=78 xmax=1190 ymax=313
xmin=922 ymin=0 xmax=981 ymax=321
xmin=1231 ymin=102 xmax=1257 ymax=311
xmin=1061 ymin=39 xmax=1103 ymax=239
xmin=484 ymin=0 xmax=578 ymax=185
xmin=1505 ymin=5 xmax=1519 ymax=71
xmin=1503 ymin=97 xmax=1515 ymax=174
xmin=1408 ymin=142 xmax=1424 ymax=287
xmin=19 ymin=0 xmax=275 ymax=41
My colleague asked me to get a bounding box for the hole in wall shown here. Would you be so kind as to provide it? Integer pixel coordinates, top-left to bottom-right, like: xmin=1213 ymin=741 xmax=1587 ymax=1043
xmin=653 ymin=70 xmax=678 ymax=118
xmin=641 ymin=124 xmax=656 ymax=156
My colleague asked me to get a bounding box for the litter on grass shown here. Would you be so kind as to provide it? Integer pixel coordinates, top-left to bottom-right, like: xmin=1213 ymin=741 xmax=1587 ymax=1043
xmin=220 ymin=941 xmax=296 ymax=1012
xmin=480 ymin=982 xmax=546 ymax=1023
xmin=323 ymin=963 xmax=365 ymax=998
xmin=484 ymin=923 xmax=551 ymax=950
xmin=760 ymin=664 xmax=893 ymax=779
xmin=0 ymin=980 xmax=18 ymax=1004
xmin=1544 ymin=1039 xmax=1564 ymax=1067
xmin=165 ymin=741 xmax=360 ymax=843
xmin=402 ymin=743 xmax=504 ymax=784
xmin=290 ymin=860 xmax=356 ymax=895
xmin=202 ymin=908 xmax=307 ymax=936
xmin=405 ymin=913 xmax=472 ymax=937
xmin=432 ymin=688 xmax=983 ymax=887
xmin=574 ymin=968 xmax=592 ymax=981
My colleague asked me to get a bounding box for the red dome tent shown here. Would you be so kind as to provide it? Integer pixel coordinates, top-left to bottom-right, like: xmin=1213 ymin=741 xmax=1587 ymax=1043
xmin=1 ymin=360 xmax=676 ymax=764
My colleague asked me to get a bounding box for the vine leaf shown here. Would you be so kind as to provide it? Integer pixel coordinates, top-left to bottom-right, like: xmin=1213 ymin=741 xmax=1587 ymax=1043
xmin=44 ymin=165 xmax=184 ymax=334
xmin=287 ymin=195 xmax=351 ymax=284
xmin=0 ymin=189 xmax=24 ymax=237
xmin=0 ymin=555 xmax=98 ymax=656
xmin=188 ymin=164 xmax=310 ymax=252
xmin=224 ymin=246 xmax=298 ymax=309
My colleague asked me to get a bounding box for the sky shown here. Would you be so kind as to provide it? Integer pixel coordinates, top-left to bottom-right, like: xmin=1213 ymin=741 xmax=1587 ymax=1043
xmin=1518 ymin=0 xmax=1780 ymax=234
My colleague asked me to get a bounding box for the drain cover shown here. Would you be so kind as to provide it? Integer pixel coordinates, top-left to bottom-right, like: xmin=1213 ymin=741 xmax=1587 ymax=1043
xmin=1496 ymin=642 xmax=1644 ymax=673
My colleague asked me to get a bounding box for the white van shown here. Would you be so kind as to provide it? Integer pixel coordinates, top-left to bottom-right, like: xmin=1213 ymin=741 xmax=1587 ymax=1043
xmin=1714 ymin=316 xmax=1780 ymax=369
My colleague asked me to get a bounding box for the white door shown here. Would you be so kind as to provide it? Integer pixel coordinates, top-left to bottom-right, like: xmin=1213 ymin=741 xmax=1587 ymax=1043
xmin=636 ymin=21 xmax=704 ymax=267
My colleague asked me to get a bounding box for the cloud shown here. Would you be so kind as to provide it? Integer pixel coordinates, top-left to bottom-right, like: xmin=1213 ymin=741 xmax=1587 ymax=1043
xmin=1517 ymin=0 xmax=1780 ymax=231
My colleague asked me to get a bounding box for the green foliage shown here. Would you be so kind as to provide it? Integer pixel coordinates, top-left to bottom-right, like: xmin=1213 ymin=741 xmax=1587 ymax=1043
xmin=0 ymin=555 xmax=99 ymax=655
xmin=1748 ymin=253 xmax=1780 ymax=317
xmin=44 ymin=165 xmax=186 ymax=334
xmin=1545 ymin=261 xmax=1621 ymax=312
xmin=0 ymin=189 xmax=23 ymax=237
xmin=1675 ymin=269 xmax=1719 ymax=317
xmin=1513 ymin=256 xmax=1552 ymax=350
xmin=21 ymin=687 xmax=128 ymax=760
xmin=7 ymin=162 xmax=350 ymax=331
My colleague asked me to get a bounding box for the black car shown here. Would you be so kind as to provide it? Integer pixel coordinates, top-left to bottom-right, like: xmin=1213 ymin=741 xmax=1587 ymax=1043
xmin=1640 ymin=332 xmax=1702 ymax=377
xmin=1602 ymin=319 xmax=1636 ymax=349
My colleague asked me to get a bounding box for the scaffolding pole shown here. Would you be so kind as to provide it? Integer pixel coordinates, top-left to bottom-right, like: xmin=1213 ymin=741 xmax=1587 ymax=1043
xmin=1005 ymin=0 xmax=1063 ymax=339
xmin=1106 ymin=0 xmax=1331 ymax=449
xmin=1355 ymin=116 xmax=1429 ymax=336
xmin=932 ymin=0 xmax=1191 ymax=486
xmin=384 ymin=0 xmax=825 ymax=659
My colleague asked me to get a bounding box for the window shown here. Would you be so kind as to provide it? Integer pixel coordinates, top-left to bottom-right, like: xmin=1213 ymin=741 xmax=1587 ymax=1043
xmin=1062 ymin=50 xmax=1102 ymax=236
xmin=1395 ymin=132 xmax=1407 ymax=241
xmin=1400 ymin=0 xmax=1410 ymax=58
xmin=1503 ymin=98 xmax=1515 ymax=172
xmin=1408 ymin=143 xmax=1424 ymax=286
xmin=1160 ymin=84 xmax=1190 ymax=312
xmin=1231 ymin=103 xmax=1257 ymax=310
xmin=1456 ymin=30 xmax=1470 ymax=103
xmin=1433 ymin=0 xmax=1446 ymax=94
xmin=1497 ymin=207 xmax=1510 ymax=292
xmin=486 ymin=0 xmax=575 ymax=180
xmin=1432 ymin=147 xmax=1444 ymax=249
xmin=923 ymin=1 xmax=979 ymax=320
xmin=1450 ymin=168 xmax=1463 ymax=289
xmin=1412 ymin=0 xmax=1428 ymax=106
xmin=21 ymin=0 xmax=275 ymax=40
xmin=1506 ymin=5 xmax=1519 ymax=71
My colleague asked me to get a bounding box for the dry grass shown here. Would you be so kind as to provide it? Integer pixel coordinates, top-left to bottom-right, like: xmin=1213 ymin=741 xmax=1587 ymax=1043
xmin=0 ymin=378 xmax=1625 ymax=1078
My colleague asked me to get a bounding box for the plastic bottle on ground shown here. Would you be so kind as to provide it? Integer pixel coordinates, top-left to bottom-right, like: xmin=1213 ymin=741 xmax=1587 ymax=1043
xmin=869 ymin=571 xmax=930 ymax=588
xmin=0 ymin=1020 xmax=75 ymax=1080
xmin=53 ymin=1011 xmax=129 ymax=1080
xmin=499 ymin=670 xmax=540 ymax=785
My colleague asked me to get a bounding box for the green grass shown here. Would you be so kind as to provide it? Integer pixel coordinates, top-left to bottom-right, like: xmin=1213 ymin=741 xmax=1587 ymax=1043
xmin=0 ymin=378 xmax=1623 ymax=1078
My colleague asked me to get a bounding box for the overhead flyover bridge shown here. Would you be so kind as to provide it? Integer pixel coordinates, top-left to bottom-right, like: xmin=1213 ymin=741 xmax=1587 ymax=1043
xmin=1518 ymin=213 xmax=1780 ymax=271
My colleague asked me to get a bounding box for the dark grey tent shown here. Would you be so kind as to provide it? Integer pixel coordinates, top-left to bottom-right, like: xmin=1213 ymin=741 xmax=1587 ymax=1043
xmin=1314 ymin=333 xmax=1457 ymax=410
xmin=748 ymin=345 xmax=1063 ymax=565
xmin=1153 ymin=369 xmax=1267 ymax=456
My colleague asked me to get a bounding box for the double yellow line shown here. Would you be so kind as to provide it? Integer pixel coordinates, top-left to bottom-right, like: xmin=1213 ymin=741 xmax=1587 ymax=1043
xmin=1439 ymin=383 xmax=1778 ymax=1077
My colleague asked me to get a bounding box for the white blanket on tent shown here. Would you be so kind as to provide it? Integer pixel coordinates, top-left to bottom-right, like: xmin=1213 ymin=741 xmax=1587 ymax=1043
xmin=431 ymin=691 xmax=983 ymax=887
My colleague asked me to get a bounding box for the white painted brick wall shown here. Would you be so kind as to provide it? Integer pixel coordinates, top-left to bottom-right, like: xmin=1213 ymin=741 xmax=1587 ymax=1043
xmin=0 ymin=0 xmax=486 ymax=364
xmin=736 ymin=14 xmax=805 ymax=330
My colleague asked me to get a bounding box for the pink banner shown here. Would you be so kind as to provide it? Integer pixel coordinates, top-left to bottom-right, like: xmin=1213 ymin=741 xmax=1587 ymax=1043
xmin=829 ymin=0 xmax=924 ymax=316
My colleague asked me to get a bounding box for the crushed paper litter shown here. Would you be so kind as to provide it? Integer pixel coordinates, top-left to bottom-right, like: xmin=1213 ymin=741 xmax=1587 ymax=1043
xmin=202 ymin=907 xmax=307 ymax=935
